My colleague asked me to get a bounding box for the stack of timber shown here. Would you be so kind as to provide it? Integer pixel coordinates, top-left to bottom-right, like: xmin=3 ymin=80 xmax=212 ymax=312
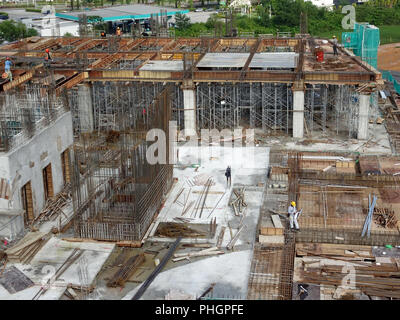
xmin=230 ymin=188 xmax=247 ymax=216
xmin=32 ymin=184 xmax=71 ymax=226
xmin=155 ymin=222 xmax=206 ymax=238
xmin=373 ymin=207 xmax=397 ymax=229
xmin=5 ymin=232 xmax=48 ymax=264
xmin=259 ymin=214 xmax=284 ymax=244
xmin=107 ymin=253 xmax=145 ymax=288
xmin=296 ymin=243 xmax=400 ymax=299
xmin=335 ymin=161 xmax=356 ymax=174
xmin=172 ymin=247 xmax=224 ymax=262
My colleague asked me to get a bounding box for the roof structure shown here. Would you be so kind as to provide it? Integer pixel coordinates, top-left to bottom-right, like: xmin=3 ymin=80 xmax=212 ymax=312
xmin=196 ymin=53 xmax=250 ymax=68
xmin=56 ymin=4 xmax=189 ymax=22
xmin=249 ymin=52 xmax=299 ymax=69
xmin=139 ymin=60 xmax=184 ymax=71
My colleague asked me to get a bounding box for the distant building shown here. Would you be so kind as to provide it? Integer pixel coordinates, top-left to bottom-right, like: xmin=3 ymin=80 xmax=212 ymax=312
xmin=20 ymin=16 xmax=79 ymax=37
xmin=306 ymin=0 xmax=335 ymax=8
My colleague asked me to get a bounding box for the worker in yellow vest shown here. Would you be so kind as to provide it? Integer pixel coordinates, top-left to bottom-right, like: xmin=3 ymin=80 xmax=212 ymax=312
xmin=116 ymin=27 xmax=122 ymax=36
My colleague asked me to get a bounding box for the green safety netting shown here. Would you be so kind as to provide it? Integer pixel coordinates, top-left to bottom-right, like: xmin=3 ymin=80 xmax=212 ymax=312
xmin=381 ymin=70 xmax=400 ymax=95
xmin=342 ymin=22 xmax=380 ymax=69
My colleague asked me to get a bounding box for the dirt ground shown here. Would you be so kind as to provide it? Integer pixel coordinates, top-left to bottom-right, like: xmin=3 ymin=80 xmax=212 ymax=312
xmin=378 ymin=42 xmax=400 ymax=71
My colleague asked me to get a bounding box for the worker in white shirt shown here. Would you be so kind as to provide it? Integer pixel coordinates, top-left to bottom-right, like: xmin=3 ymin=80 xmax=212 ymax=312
xmin=288 ymin=201 xmax=300 ymax=232
xmin=332 ymin=35 xmax=338 ymax=56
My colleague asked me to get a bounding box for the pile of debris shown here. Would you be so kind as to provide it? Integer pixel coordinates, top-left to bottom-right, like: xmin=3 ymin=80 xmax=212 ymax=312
xmin=107 ymin=253 xmax=145 ymax=288
xmin=32 ymin=184 xmax=71 ymax=227
xmin=155 ymin=222 xmax=206 ymax=238
xmin=296 ymin=243 xmax=400 ymax=299
xmin=5 ymin=231 xmax=48 ymax=264
xmin=230 ymin=187 xmax=247 ymax=216
xmin=373 ymin=207 xmax=397 ymax=229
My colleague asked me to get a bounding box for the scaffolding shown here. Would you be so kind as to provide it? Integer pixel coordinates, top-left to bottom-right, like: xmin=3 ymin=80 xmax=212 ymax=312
xmin=0 ymin=84 xmax=67 ymax=152
xmin=195 ymin=82 xmax=292 ymax=132
xmin=68 ymin=82 xmax=164 ymax=136
xmin=185 ymin=82 xmax=360 ymax=137
xmin=72 ymin=85 xmax=173 ymax=241
xmin=304 ymin=84 xmax=359 ymax=138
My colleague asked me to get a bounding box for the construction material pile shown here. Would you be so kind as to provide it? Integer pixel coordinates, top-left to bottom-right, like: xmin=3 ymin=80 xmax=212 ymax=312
xmin=172 ymin=247 xmax=224 ymax=262
xmin=296 ymin=243 xmax=400 ymax=299
xmin=230 ymin=187 xmax=247 ymax=216
xmin=155 ymin=222 xmax=206 ymax=238
xmin=107 ymin=253 xmax=145 ymax=288
xmin=32 ymin=184 xmax=71 ymax=226
xmin=373 ymin=207 xmax=397 ymax=228
xmin=5 ymin=232 xmax=48 ymax=264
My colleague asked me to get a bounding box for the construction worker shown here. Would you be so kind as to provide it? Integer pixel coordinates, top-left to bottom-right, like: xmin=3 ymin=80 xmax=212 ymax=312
xmin=101 ymin=31 xmax=106 ymax=38
xmin=116 ymin=27 xmax=122 ymax=36
xmin=332 ymin=35 xmax=338 ymax=56
xmin=4 ymin=57 xmax=12 ymax=81
xmin=288 ymin=201 xmax=300 ymax=232
xmin=225 ymin=166 xmax=231 ymax=188
xmin=44 ymin=48 xmax=52 ymax=67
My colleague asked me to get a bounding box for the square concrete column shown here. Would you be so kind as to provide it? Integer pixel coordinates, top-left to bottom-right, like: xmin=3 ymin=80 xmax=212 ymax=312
xmin=183 ymin=89 xmax=196 ymax=137
xmin=358 ymin=94 xmax=370 ymax=140
xmin=77 ymin=84 xmax=94 ymax=133
xmin=293 ymin=90 xmax=305 ymax=138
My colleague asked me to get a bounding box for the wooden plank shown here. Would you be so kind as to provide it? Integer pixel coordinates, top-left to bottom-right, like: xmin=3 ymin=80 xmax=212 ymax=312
xmin=271 ymin=215 xmax=284 ymax=229
xmin=259 ymin=235 xmax=284 ymax=244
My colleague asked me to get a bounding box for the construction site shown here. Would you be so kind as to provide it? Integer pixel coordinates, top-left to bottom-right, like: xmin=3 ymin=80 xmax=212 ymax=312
xmin=0 ymin=19 xmax=400 ymax=301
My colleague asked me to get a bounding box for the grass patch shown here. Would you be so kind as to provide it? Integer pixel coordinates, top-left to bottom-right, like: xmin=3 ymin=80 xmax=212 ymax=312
xmin=25 ymin=8 xmax=42 ymax=13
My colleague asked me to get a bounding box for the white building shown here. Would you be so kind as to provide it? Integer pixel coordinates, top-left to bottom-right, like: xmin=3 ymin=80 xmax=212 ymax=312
xmin=21 ymin=16 xmax=80 ymax=37
xmin=307 ymin=0 xmax=335 ymax=8
xmin=0 ymin=89 xmax=73 ymax=240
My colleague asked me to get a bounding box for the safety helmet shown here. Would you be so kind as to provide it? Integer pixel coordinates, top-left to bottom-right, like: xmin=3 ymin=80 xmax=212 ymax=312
xmin=45 ymin=48 xmax=49 ymax=53
xmin=291 ymin=201 xmax=296 ymax=207
xmin=117 ymin=27 xmax=120 ymax=29
xmin=333 ymin=35 xmax=336 ymax=38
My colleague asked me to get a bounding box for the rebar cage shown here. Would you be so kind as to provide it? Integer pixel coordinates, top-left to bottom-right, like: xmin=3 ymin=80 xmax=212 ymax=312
xmin=72 ymin=85 xmax=173 ymax=241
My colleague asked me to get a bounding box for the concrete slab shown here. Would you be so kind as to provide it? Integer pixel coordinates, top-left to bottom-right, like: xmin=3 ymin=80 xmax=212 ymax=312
xmin=124 ymin=145 xmax=269 ymax=300
xmin=0 ymin=236 xmax=115 ymax=300
xmin=122 ymin=250 xmax=252 ymax=300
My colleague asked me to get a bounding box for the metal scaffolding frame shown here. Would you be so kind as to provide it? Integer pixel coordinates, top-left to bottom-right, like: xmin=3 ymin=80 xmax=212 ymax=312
xmin=304 ymin=84 xmax=360 ymax=138
xmin=68 ymin=81 xmax=164 ymax=136
xmin=194 ymin=82 xmax=293 ymax=132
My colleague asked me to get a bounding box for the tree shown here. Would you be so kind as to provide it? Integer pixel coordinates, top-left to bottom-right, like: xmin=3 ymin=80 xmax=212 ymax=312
xmin=88 ymin=15 xmax=106 ymax=31
xmin=0 ymin=20 xmax=38 ymax=43
xmin=175 ymin=13 xmax=191 ymax=30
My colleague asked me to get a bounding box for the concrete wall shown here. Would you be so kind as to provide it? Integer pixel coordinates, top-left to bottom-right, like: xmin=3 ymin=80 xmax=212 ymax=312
xmin=0 ymin=111 xmax=73 ymax=219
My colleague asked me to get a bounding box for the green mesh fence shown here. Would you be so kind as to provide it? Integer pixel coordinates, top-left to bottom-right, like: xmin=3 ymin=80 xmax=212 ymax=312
xmin=342 ymin=22 xmax=379 ymax=69
xmin=381 ymin=70 xmax=400 ymax=95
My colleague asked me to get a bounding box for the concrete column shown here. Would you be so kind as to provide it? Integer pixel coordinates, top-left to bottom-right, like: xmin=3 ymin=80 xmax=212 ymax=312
xmin=358 ymin=94 xmax=370 ymax=140
xmin=293 ymin=90 xmax=305 ymax=138
xmin=77 ymin=84 xmax=94 ymax=133
xmin=183 ymin=89 xmax=196 ymax=137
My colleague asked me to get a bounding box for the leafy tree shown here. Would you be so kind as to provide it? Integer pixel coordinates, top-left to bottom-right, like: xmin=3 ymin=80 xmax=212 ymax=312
xmin=0 ymin=20 xmax=38 ymax=43
xmin=175 ymin=13 xmax=191 ymax=30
